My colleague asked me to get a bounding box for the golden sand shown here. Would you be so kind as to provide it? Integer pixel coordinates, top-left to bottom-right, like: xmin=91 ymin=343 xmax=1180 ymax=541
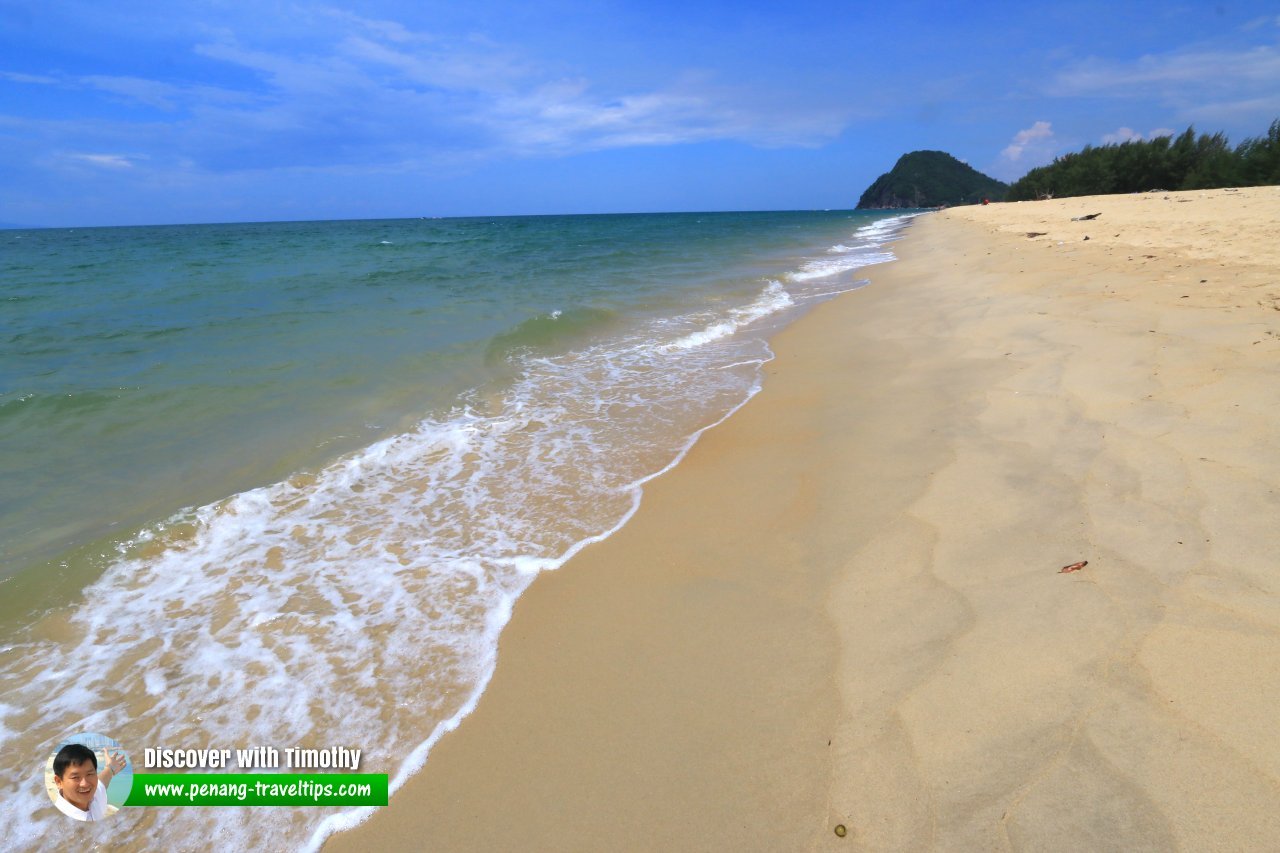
xmin=327 ymin=187 xmax=1280 ymax=850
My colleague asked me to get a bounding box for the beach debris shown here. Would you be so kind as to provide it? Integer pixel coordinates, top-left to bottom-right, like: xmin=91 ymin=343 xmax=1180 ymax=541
xmin=834 ymin=824 xmax=848 ymax=838
xmin=1082 ymin=236 xmax=1090 ymax=241
xmin=1059 ymin=560 xmax=1088 ymax=573
xmin=1071 ymin=212 xmax=1102 ymax=221
xmin=1025 ymin=231 xmax=1047 ymax=238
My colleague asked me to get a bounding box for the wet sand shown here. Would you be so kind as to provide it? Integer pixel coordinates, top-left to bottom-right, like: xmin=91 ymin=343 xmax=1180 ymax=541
xmin=328 ymin=187 xmax=1280 ymax=851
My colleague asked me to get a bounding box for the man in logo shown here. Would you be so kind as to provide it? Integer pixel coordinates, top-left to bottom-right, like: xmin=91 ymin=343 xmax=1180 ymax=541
xmin=52 ymin=743 xmax=126 ymax=821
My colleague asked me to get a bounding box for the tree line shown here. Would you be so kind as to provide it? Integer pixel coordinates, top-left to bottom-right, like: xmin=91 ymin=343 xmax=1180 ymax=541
xmin=1006 ymin=119 xmax=1280 ymax=201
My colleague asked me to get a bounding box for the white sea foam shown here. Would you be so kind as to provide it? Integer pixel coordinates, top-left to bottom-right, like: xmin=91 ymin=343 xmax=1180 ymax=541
xmin=789 ymin=251 xmax=897 ymax=282
xmin=784 ymin=214 xmax=918 ymax=284
xmin=853 ymin=212 xmax=921 ymax=242
xmin=664 ymin=280 xmax=794 ymax=351
xmin=0 ymin=702 xmax=17 ymax=751
xmin=790 ymin=280 xmax=871 ymax=302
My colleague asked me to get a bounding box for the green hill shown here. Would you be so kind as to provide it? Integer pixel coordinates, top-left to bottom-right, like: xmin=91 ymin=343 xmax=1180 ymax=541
xmin=857 ymin=151 xmax=1008 ymax=209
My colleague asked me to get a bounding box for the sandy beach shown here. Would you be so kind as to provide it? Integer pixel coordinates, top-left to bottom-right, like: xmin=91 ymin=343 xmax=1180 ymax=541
xmin=327 ymin=186 xmax=1280 ymax=851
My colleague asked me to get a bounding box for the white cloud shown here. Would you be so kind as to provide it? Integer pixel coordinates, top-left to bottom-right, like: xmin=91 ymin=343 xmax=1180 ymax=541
xmin=1051 ymin=44 xmax=1280 ymax=99
xmin=180 ymin=20 xmax=855 ymax=167
xmin=3 ymin=69 xmax=251 ymax=114
xmin=1001 ymin=120 xmax=1054 ymax=162
xmin=339 ymin=34 xmax=527 ymax=93
xmin=1100 ymin=126 xmax=1175 ymax=144
xmin=318 ymin=7 xmax=420 ymax=44
xmin=1100 ymin=126 xmax=1141 ymax=144
xmin=1036 ymin=36 xmax=1280 ymax=142
xmin=989 ymin=120 xmax=1058 ymax=181
xmin=68 ymin=153 xmax=136 ymax=169
xmin=1240 ymin=15 xmax=1280 ymax=32
xmin=1187 ymin=92 xmax=1280 ymax=123
xmin=1 ymin=70 xmax=58 ymax=85
xmin=483 ymin=78 xmax=848 ymax=156
xmin=4 ymin=4 xmax=869 ymax=192
xmin=82 ymin=76 xmax=183 ymax=110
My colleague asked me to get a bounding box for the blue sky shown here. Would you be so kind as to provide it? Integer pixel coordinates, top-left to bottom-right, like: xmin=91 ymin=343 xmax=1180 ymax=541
xmin=2 ymin=0 xmax=1278 ymax=226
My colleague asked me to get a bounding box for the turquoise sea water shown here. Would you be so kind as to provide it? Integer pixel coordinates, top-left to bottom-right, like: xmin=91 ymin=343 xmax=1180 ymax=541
xmin=0 ymin=209 xmax=915 ymax=849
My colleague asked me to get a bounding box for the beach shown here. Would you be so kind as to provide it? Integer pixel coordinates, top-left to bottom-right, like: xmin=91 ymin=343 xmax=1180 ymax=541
xmin=327 ymin=187 xmax=1280 ymax=850
xmin=0 ymin=211 xmax=912 ymax=849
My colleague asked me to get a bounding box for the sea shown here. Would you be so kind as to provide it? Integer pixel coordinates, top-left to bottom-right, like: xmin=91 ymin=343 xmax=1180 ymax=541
xmin=0 ymin=209 xmax=916 ymax=849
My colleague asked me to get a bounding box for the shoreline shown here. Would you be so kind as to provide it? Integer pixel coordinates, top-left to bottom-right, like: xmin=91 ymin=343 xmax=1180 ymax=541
xmin=328 ymin=188 xmax=1280 ymax=850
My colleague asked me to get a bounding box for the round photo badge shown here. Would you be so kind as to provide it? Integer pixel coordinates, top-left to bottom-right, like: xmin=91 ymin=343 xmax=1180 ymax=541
xmin=45 ymin=732 xmax=134 ymax=822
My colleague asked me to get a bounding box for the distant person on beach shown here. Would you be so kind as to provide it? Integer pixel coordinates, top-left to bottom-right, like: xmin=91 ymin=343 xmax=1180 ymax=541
xmin=51 ymin=743 xmax=126 ymax=821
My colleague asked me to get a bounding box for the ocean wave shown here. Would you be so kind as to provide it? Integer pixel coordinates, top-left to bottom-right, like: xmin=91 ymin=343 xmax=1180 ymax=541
xmin=788 ymin=251 xmax=897 ymax=282
xmin=789 ymin=214 xmax=917 ymax=282
xmin=484 ymin=306 xmax=622 ymax=365
xmin=663 ymin=281 xmax=794 ymax=351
